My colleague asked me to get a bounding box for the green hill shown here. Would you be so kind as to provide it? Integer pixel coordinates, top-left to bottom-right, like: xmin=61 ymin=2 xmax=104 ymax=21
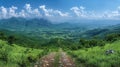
xmin=0 ymin=40 xmax=43 ymax=67
xmin=69 ymin=40 xmax=120 ymax=67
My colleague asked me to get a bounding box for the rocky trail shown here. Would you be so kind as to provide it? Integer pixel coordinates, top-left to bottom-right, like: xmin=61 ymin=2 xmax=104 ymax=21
xmin=34 ymin=51 xmax=75 ymax=67
xmin=59 ymin=52 xmax=75 ymax=67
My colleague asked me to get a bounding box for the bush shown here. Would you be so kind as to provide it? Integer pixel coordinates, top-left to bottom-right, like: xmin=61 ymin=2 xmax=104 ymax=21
xmin=7 ymin=35 xmax=16 ymax=44
xmin=0 ymin=32 xmax=6 ymax=40
xmin=105 ymin=33 xmax=120 ymax=42
xmin=79 ymin=39 xmax=105 ymax=48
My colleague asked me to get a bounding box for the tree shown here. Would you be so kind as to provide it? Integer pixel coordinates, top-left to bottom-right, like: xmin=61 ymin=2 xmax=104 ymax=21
xmin=0 ymin=32 xmax=6 ymax=40
xmin=79 ymin=38 xmax=105 ymax=48
xmin=7 ymin=35 xmax=16 ymax=44
xmin=105 ymin=33 xmax=120 ymax=42
xmin=79 ymin=39 xmax=86 ymax=45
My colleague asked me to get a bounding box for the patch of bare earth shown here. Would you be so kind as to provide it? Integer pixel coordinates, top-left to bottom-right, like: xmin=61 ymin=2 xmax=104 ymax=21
xmin=59 ymin=52 xmax=75 ymax=67
xmin=34 ymin=51 xmax=75 ymax=67
xmin=34 ymin=52 xmax=56 ymax=67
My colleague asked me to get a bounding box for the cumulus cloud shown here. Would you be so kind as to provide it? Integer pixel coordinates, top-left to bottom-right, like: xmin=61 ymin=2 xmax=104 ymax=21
xmin=54 ymin=10 xmax=69 ymax=17
xmin=102 ymin=6 xmax=120 ymax=19
xmin=1 ymin=4 xmax=120 ymax=21
xmin=70 ymin=6 xmax=120 ymax=20
xmin=25 ymin=4 xmax=31 ymax=12
xmin=24 ymin=4 xmax=41 ymax=17
xmin=9 ymin=6 xmax=18 ymax=17
xmin=70 ymin=6 xmax=104 ymax=19
xmin=0 ymin=6 xmax=8 ymax=18
xmin=18 ymin=10 xmax=27 ymax=17
xmin=39 ymin=5 xmax=52 ymax=16
xmin=70 ymin=6 xmax=86 ymax=17
xmin=0 ymin=4 xmax=70 ymax=21
xmin=39 ymin=5 xmax=69 ymax=17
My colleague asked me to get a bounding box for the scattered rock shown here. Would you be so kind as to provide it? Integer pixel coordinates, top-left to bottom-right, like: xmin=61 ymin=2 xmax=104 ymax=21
xmin=106 ymin=49 xmax=114 ymax=55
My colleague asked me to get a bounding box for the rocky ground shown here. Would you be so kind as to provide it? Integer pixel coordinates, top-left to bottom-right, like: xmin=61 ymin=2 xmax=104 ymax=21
xmin=34 ymin=51 xmax=75 ymax=67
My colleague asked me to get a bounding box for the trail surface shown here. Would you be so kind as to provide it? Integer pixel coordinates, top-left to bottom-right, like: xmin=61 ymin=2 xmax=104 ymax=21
xmin=59 ymin=52 xmax=75 ymax=67
xmin=34 ymin=51 xmax=75 ymax=67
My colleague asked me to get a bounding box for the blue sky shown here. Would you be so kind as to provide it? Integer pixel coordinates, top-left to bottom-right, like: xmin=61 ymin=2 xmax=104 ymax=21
xmin=1 ymin=0 xmax=120 ymax=11
xmin=0 ymin=0 xmax=120 ymax=21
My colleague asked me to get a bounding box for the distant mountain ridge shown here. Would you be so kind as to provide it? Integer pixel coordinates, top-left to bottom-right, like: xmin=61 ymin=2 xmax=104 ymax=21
xmin=0 ymin=17 xmax=53 ymax=29
xmin=81 ymin=23 xmax=120 ymax=38
xmin=0 ymin=17 xmax=120 ymax=30
xmin=0 ymin=17 xmax=120 ymax=39
xmin=0 ymin=17 xmax=120 ymax=40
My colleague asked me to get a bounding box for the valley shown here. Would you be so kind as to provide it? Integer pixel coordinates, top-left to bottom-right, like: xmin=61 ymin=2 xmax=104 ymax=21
xmin=0 ymin=18 xmax=120 ymax=67
xmin=0 ymin=0 xmax=120 ymax=67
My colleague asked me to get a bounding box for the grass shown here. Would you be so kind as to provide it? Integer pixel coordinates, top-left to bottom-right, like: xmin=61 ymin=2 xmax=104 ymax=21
xmin=0 ymin=40 xmax=43 ymax=67
xmin=69 ymin=40 xmax=120 ymax=67
xmin=54 ymin=52 xmax=60 ymax=67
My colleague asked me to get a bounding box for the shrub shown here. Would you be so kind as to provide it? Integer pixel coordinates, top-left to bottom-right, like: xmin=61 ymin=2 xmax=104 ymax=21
xmin=105 ymin=33 xmax=120 ymax=42
xmin=79 ymin=39 xmax=105 ymax=48
xmin=7 ymin=35 xmax=16 ymax=44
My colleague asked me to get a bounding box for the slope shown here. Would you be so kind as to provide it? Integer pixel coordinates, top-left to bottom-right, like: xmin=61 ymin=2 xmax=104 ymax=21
xmin=69 ymin=40 xmax=120 ymax=67
xmin=0 ymin=40 xmax=43 ymax=67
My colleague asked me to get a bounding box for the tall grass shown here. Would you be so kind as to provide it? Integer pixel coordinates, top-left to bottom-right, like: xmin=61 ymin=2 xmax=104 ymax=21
xmin=69 ymin=40 xmax=120 ymax=67
xmin=0 ymin=40 xmax=43 ymax=67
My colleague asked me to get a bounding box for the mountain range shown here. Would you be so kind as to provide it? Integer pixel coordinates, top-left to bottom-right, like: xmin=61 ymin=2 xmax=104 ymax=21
xmin=0 ymin=17 xmax=120 ymax=39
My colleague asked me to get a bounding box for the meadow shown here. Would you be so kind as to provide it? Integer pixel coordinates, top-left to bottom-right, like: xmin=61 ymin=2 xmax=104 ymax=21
xmin=0 ymin=40 xmax=43 ymax=67
xmin=68 ymin=40 xmax=120 ymax=67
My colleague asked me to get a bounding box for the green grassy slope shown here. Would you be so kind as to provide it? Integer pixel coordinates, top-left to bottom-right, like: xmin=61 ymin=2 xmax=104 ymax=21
xmin=0 ymin=40 xmax=43 ymax=67
xmin=69 ymin=40 xmax=120 ymax=67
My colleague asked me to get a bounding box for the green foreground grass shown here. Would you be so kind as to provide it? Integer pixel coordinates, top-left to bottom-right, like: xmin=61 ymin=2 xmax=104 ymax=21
xmin=0 ymin=40 xmax=43 ymax=67
xmin=69 ymin=40 xmax=120 ymax=67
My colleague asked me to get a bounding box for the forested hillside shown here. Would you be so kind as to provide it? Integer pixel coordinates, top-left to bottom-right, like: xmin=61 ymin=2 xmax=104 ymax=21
xmin=0 ymin=23 xmax=120 ymax=67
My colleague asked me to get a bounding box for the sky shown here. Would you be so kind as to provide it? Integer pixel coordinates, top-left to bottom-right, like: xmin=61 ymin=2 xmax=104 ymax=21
xmin=0 ymin=0 xmax=120 ymax=22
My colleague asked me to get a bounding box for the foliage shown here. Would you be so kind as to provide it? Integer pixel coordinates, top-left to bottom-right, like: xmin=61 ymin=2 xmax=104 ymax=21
xmin=0 ymin=28 xmax=120 ymax=67
xmin=79 ymin=38 xmax=105 ymax=48
xmin=0 ymin=40 xmax=43 ymax=67
xmin=69 ymin=40 xmax=120 ymax=67
xmin=105 ymin=33 xmax=120 ymax=42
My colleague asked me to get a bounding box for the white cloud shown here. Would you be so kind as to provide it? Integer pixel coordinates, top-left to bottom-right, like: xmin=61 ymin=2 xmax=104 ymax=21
xmin=39 ymin=5 xmax=52 ymax=16
xmin=70 ymin=6 xmax=86 ymax=17
xmin=9 ymin=6 xmax=18 ymax=17
xmin=70 ymin=6 xmax=120 ymax=20
xmin=18 ymin=10 xmax=27 ymax=17
xmin=102 ymin=6 xmax=120 ymax=19
xmin=1 ymin=4 xmax=120 ymax=21
xmin=0 ymin=6 xmax=8 ymax=18
xmin=32 ymin=8 xmax=41 ymax=17
xmin=39 ymin=5 xmax=69 ymax=17
xmin=25 ymin=4 xmax=31 ymax=12
xmin=54 ymin=10 xmax=69 ymax=17
xmin=23 ymin=4 xmax=41 ymax=17
xmin=0 ymin=4 xmax=42 ymax=19
xmin=117 ymin=6 xmax=120 ymax=12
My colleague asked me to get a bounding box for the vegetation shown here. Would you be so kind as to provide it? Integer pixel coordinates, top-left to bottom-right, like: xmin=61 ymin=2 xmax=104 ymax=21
xmin=105 ymin=33 xmax=120 ymax=42
xmin=0 ymin=19 xmax=120 ymax=67
xmin=68 ymin=40 xmax=120 ymax=67
xmin=0 ymin=40 xmax=43 ymax=67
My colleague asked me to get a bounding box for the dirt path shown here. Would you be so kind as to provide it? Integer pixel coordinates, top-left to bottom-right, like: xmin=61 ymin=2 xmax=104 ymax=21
xmin=59 ymin=52 xmax=75 ymax=67
xmin=34 ymin=51 xmax=75 ymax=67
xmin=34 ymin=52 xmax=56 ymax=67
